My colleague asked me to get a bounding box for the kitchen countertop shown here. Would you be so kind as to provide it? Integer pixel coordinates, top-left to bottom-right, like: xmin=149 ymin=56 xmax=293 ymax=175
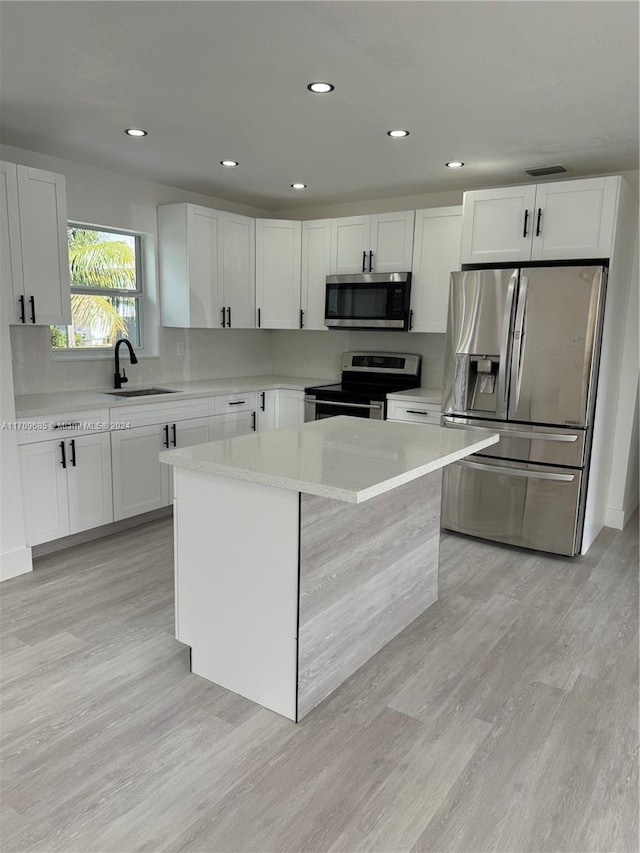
xmin=160 ymin=415 xmax=498 ymax=503
xmin=14 ymin=375 xmax=335 ymax=417
xmin=386 ymin=387 xmax=443 ymax=404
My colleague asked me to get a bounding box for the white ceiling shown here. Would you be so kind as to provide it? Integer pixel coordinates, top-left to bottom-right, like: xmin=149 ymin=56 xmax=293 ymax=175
xmin=0 ymin=1 xmax=638 ymax=211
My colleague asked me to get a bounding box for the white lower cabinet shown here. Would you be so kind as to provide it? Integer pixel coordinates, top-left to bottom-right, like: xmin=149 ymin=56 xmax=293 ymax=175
xmin=386 ymin=398 xmax=442 ymax=426
xmin=19 ymin=431 xmax=112 ymax=546
xmin=257 ymin=389 xmax=279 ymax=431
xmin=210 ymin=410 xmax=256 ymax=440
xmin=279 ymin=390 xmax=305 ymax=428
xmin=111 ymin=423 xmax=171 ymax=521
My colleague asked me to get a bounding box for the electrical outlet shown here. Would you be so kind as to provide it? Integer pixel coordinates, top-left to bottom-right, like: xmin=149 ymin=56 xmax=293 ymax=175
xmin=176 ymin=342 xmax=185 ymax=356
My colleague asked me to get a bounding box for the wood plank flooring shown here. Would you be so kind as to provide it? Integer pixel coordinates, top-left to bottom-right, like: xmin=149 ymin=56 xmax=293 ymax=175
xmin=1 ymin=514 xmax=637 ymax=852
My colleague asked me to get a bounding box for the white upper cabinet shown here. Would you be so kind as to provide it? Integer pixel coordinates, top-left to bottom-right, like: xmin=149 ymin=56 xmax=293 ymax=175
xmin=2 ymin=161 xmax=71 ymax=326
xmin=221 ymin=213 xmax=255 ymax=328
xmin=255 ymin=219 xmax=302 ymax=329
xmin=530 ymin=178 xmax=619 ymax=261
xmin=410 ymin=206 xmax=462 ymax=333
xmin=330 ymin=211 xmax=415 ymax=274
xmin=301 ymin=219 xmax=331 ymax=330
xmin=159 ymin=203 xmax=255 ymax=329
xmin=461 ymin=177 xmax=620 ymax=265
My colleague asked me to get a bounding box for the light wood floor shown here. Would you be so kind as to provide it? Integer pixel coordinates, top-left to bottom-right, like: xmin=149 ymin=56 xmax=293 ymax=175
xmin=1 ymin=514 xmax=637 ymax=853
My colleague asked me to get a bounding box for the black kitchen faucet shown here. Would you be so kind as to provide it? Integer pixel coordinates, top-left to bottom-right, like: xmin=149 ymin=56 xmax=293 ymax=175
xmin=114 ymin=338 xmax=138 ymax=389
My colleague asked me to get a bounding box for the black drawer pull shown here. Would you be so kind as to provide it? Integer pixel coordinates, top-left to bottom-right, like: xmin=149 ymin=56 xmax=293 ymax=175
xmin=257 ymin=308 xmax=261 ymax=328
xmin=523 ymin=209 xmax=529 ymax=238
xmin=163 ymin=424 xmax=169 ymax=448
xmin=227 ymin=306 xmax=231 ymax=328
xmin=368 ymin=251 xmax=373 ymax=272
xmin=69 ymin=439 xmax=76 ymax=467
xmin=406 ymin=410 xmax=432 ymax=416
xmin=171 ymin=423 xmax=177 ymax=446
xmin=29 ymin=295 xmax=36 ymax=323
xmin=362 ymin=251 xmax=366 ymax=273
xmin=536 ymin=208 xmax=542 ymax=236
xmin=221 ymin=307 xmax=226 ymax=328
xmin=59 ymin=441 xmax=66 ymax=469
xmin=18 ymin=295 xmax=25 ymax=323
xmin=260 ymin=392 xmax=266 ymax=411
xmin=228 ymin=400 xmax=246 ymax=406
xmin=251 ymin=411 xmax=256 ymax=431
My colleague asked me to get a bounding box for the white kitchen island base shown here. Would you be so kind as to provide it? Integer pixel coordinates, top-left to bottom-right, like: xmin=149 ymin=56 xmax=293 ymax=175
xmin=173 ymin=465 xmax=441 ymax=722
xmin=163 ymin=417 xmax=498 ymax=722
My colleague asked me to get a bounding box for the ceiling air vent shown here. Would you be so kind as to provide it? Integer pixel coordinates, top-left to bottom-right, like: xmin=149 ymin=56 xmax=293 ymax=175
xmin=524 ymin=165 xmax=568 ymax=177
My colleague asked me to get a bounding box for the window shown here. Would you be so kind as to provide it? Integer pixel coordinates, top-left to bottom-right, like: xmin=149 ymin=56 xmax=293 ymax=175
xmin=51 ymin=225 xmax=143 ymax=351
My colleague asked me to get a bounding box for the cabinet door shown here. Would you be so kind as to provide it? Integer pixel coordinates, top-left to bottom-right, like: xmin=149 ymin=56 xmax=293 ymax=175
xmin=0 ymin=161 xmax=24 ymax=323
xmin=111 ymin=424 xmax=170 ymax=521
xmin=370 ymin=211 xmax=415 ymax=272
xmin=67 ymin=433 xmax=113 ymax=534
xmin=222 ymin=213 xmax=255 ymax=328
xmin=279 ymin=390 xmax=305 ymax=428
xmin=174 ymin=416 xmax=211 ymax=449
xmin=210 ymin=410 xmax=255 ymax=440
xmin=15 ymin=166 xmax=71 ymax=325
xmin=187 ymin=205 xmax=224 ymax=328
xmin=530 ymin=177 xmax=619 ymax=261
xmin=330 ymin=216 xmax=370 ymax=274
xmin=410 ymin=207 xmax=462 ymax=333
xmin=460 ymin=185 xmax=536 ymax=265
xmin=19 ymin=440 xmax=70 ymax=546
xmin=301 ymin=220 xmax=331 ymax=330
xmin=256 ymin=389 xmax=279 ymax=431
xmin=255 ymin=219 xmax=301 ymax=329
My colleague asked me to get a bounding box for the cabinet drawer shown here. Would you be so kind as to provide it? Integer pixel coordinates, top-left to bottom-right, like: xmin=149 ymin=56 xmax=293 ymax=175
xmin=211 ymin=392 xmax=257 ymax=415
xmin=387 ymin=400 xmax=441 ymax=425
xmin=16 ymin=408 xmax=111 ymax=445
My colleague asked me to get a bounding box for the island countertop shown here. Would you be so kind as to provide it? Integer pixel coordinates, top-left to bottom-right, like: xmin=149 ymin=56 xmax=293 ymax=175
xmin=160 ymin=415 xmax=499 ymax=503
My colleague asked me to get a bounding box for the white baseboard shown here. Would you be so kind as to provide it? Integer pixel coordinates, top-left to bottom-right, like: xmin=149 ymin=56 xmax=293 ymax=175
xmin=0 ymin=546 xmax=33 ymax=582
xmin=604 ymin=496 xmax=639 ymax=530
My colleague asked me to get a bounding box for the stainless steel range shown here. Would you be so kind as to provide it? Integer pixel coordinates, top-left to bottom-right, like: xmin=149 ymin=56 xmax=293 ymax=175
xmin=304 ymin=352 xmax=422 ymax=422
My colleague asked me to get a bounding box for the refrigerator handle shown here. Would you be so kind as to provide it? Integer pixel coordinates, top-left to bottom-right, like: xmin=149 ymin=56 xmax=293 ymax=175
xmin=457 ymin=459 xmax=575 ymax=482
xmin=497 ymin=272 xmax=518 ymax=418
xmin=510 ymin=274 xmax=529 ymax=414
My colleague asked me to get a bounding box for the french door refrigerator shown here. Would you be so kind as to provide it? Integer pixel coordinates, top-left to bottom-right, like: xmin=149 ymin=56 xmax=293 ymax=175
xmin=441 ymin=264 xmax=606 ymax=556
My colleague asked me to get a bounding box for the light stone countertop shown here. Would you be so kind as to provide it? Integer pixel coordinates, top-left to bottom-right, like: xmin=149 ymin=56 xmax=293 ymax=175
xmin=160 ymin=415 xmax=498 ymax=503
xmin=14 ymin=375 xmax=336 ymax=417
xmin=386 ymin=387 xmax=443 ymax=404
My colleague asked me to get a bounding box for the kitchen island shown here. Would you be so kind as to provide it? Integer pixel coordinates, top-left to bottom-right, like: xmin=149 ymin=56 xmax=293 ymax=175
xmin=160 ymin=416 xmax=498 ymax=721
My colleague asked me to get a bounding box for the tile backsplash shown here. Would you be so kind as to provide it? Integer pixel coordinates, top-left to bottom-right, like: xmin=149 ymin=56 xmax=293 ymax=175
xmin=11 ymin=325 xmax=445 ymax=396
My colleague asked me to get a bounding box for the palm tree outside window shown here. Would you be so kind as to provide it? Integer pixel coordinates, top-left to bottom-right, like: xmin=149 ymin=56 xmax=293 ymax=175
xmin=51 ymin=225 xmax=143 ymax=350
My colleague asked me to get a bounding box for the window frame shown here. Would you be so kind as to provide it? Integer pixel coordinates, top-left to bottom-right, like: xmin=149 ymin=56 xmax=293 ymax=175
xmin=51 ymin=221 xmax=156 ymax=360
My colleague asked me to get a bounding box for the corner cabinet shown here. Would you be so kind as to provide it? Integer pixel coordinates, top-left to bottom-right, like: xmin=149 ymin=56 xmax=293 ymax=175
xmin=410 ymin=206 xmax=462 ymax=333
xmin=1 ymin=161 xmax=71 ymax=326
xmin=330 ymin=211 xmax=415 ymax=274
xmin=255 ymin=219 xmax=302 ymax=329
xmin=158 ymin=204 xmax=255 ymax=329
xmin=460 ymin=177 xmax=620 ymax=265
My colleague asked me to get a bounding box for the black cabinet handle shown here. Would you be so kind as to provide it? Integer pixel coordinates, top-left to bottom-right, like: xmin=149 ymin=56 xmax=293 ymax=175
xmin=18 ymin=295 xmax=25 ymax=323
xmin=523 ymin=209 xmax=529 ymax=238
xmin=228 ymin=400 xmax=245 ymax=406
xmin=59 ymin=441 xmax=66 ymax=469
xmin=409 ymin=309 xmax=414 ymax=331
xmin=163 ymin=424 xmax=169 ymax=448
xmin=257 ymin=308 xmax=261 ymax=328
xmin=171 ymin=424 xmax=177 ymax=447
xmin=368 ymin=251 xmax=373 ymax=272
xmin=536 ymin=208 xmax=542 ymax=236
xmin=260 ymin=391 xmax=266 ymax=411
xmin=221 ymin=307 xmax=226 ymax=328
xmin=300 ymin=309 xmax=304 ymax=329
xmin=251 ymin=411 xmax=256 ymax=432
xmin=362 ymin=251 xmax=366 ymax=273
xmin=29 ymin=295 xmax=36 ymax=323
xmin=69 ymin=439 xmax=76 ymax=467
xmin=227 ymin=306 xmax=231 ymax=328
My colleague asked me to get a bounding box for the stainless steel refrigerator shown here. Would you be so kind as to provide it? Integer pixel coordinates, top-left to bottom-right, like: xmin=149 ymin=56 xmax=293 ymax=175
xmin=441 ymin=264 xmax=606 ymax=556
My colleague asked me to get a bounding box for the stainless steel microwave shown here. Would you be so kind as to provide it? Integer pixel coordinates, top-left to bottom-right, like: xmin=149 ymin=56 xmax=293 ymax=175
xmin=324 ymin=272 xmax=412 ymax=330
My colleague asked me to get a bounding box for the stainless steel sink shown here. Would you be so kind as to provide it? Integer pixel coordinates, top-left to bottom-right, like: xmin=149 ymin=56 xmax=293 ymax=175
xmin=106 ymin=387 xmax=178 ymax=398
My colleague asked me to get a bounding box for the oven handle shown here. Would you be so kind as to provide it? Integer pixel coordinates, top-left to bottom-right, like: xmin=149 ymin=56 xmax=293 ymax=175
xmin=303 ymin=397 xmax=383 ymax=411
xmin=456 ymin=459 xmax=575 ymax=482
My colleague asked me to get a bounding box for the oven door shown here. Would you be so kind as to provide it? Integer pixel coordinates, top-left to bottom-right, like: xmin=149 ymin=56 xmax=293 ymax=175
xmin=304 ymin=396 xmax=385 ymax=422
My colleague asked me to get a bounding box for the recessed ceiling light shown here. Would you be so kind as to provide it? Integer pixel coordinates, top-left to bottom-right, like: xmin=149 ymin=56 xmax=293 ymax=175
xmin=387 ymin=129 xmax=410 ymax=138
xmin=125 ymin=128 xmax=147 ymax=137
xmin=220 ymin=160 xmax=239 ymax=167
xmin=291 ymin=183 xmax=307 ymax=190
xmin=446 ymin=161 xmax=465 ymax=168
xmin=307 ymin=82 xmax=334 ymax=94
